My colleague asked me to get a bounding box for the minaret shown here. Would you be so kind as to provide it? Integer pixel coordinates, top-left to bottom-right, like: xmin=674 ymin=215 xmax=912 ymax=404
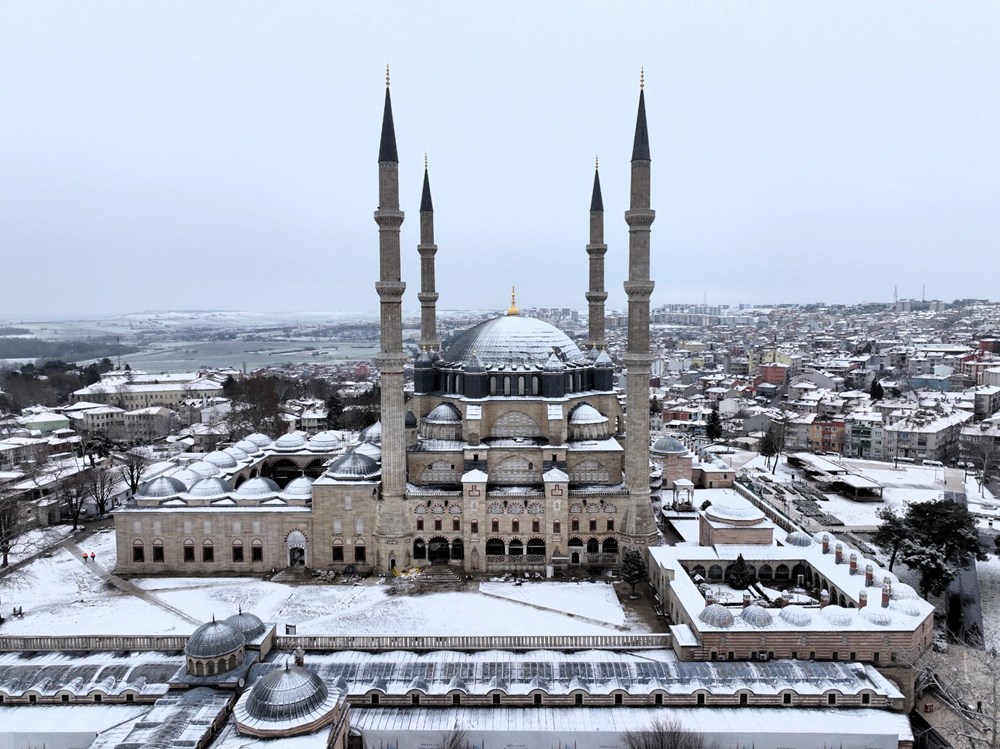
xmin=622 ymin=70 xmax=659 ymax=544
xmin=373 ymin=67 xmax=409 ymax=567
xmin=586 ymin=156 xmax=608 ymax=353
xmin=417 ymin=154 xmax=440 ymax=353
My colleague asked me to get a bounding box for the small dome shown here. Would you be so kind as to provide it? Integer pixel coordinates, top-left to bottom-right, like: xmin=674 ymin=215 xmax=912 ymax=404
xmin=359 ymin=421 xmax=382 ymax=444
xmin=234 ymin=439 xmax=263 ymax=456
xmin=595 ymin=349 xmax=613 ymax=367
xmin=136 ymin=476 xmax=187 ymax=499
xmin=543 ymin=352 xmax=566 ymax=372
xmin=222 ymin=446 xmax=250 ymax=462
xmin=326 ymin=451 xmax=380 ymax=481
xmin=890 ymin=583 xmax=918 ymax=601
xmin=706 ymin=503 xmax=764 ymax=523
xmin=698 ymin=603 xmax=735 ymax=628
xmin=739 ymin=603 xmax=773 ymax=627
xmin=354 ymin=442 xmax=381 ymax=460
xmin=424 ymin=404 xmax=462 ymax=424
xmin=415 ymin=350 xmax=434 ymax=369
xmin=246 ymin=665 xmax=330 ymax=723
xmin=651 ymin=436 xmax=687 ymax=455
xmin=224 ymin=611 xmax=266 ymax=640
xmin=779 ymin=605 xmax=813 ymax=627
xmin=186 ymin=477 xmax=235 ymax=499
xmin=234 ymin=477 xmax=281 ymax=500
xmin=281 ymin=476 xmax=314 ymax=499
xmin=569 ymin=404 xmax=607 ymax=425
xmin=890 ymin=601 xmax=923 ymax=618
xmin=188 ymin=461 xmax=222 ymax=478
xmin=405 ymin=411 xmax=417 ymax=428
xmin=307 ymin=431 xmax=343 ymax=452
xmin=168 ymin=468 xmax=201 ymax=489
xmin=244 ymin=433 xmax=273 ymax=448
xmin=860 ymin=607 xmax=893 ymax=627
xmin=273 ymin=433 xmax=308 ymax=452
xmin=820 ymin=605 xmax=854 ymax=627
xmin=785 ymin=531 xmax=814 ymax=547
xmin=185 ymin=620 xmax=245 ymax=659
xmin=140 ymin=461 xmax=179 ymax=480
xmin=204 ymin=451 xmax=239 ymax=469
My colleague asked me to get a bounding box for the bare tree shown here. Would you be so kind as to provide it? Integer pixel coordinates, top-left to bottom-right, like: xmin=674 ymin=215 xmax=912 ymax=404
xmin=87 ymin=465 xmax=120 ymax=517
xmin=118 ymin=447 xmax=150 ymax=497
xmin=0 ymin=495 xmax=31 ymax=568
xmin=966 ymin=437 xmax=1000 ymax=497
xmin=437 ymin=728 xmax=470 ymax=749
xmin=623 ymin=718 xmax=716 ymax=749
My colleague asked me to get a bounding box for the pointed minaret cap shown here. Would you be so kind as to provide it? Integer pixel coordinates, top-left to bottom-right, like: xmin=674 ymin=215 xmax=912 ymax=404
xmin=590 ymin=156 xmax=604 ymax=212
xmin=631 ymin=68 xmax=650 ymax=162
xmin=378 ymin=65 xmax=398 ymax=163
xmin=420 ymin=154 xmax=434 ymax=212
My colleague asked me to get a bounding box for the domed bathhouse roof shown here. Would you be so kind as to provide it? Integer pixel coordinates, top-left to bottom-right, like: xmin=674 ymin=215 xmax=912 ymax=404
xmin=359 ymin=421 xmax=382 ymax=444
xmin=860 ymin=607 xmax=893 ymax=627
xmin=890 ymin=600 xmax=923 ymax=618
xmin=234 ymin=477 xmax=281 ymax=501
xmin=651 ymin=436 xmax=687 ymax=456
xmin=224 ymin=611 xmax=267 ymax=640
xmin=222 ymin=446 xmax=250 ymax=462
xmin=185 ymin=477 xmax=235 ymax=500
xmin=280 ymin=476 xmax=314 ymax=501
xmin=890 ymin=582 xmax=918 ymax=601
xmin=784 ymin=530 xmax=814 ymax=547
xmin=444 ymin=315 xmax=584 ymax=368
xmin=325 ymin=451 xmax=380 ymax=481
xmin=778 ymin=605 xmax=813 ymax=627
xmin=234 ymin=663 xmax=342 ymax=737
xmin=188 ymin=460 xmax=222 ymax=479
xmin=698 ymin=603 xmax=735 ymax=628
xmin=244 ymin=433 xmax=274 ymax=449
xmin=820 ymin=605 xmax=854 ymax=627
xmin=569 ymin=404 xmax=607 ymax=425
xmin=739 ymin=603 xmax=774 ymax=627
xmin=234 ymin=439 xmax=263 ymax=456
xmin=203 ymin=451 xmax=239 ymax=469
xmin=307 ymin=431 xmax=343 ymax=452
xmin=185 ymin=619 xmax=245 ymax=659
xmin=135 ymin=476 xmax=187 ymax=500
xmin=424 ymin=403 xmax=462 ymax=424
xmin=273 ymin=432 xmax=308 ymax=452
xmin=167 ymin=468 xmax=201 ymax=490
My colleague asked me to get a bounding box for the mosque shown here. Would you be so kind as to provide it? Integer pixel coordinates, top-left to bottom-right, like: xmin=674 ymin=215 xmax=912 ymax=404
xmin=115 ymin=70 xmax=662 ymax=576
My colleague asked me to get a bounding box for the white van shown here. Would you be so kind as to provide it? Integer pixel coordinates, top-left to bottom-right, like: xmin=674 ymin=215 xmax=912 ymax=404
xmin=922 ymin=459 xmax=944 ymax=467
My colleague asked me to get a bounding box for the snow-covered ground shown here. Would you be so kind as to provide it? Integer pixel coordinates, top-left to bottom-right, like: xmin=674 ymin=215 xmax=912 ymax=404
xmin=8 ymin=524 xmax=76 ymax=565
xmin=478 ymin=580 xmax=625 ymax=627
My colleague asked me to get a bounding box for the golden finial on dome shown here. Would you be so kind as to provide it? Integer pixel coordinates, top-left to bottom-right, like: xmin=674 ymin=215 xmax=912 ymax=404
xmin=507 ymin=286 xmax=520 ymax=316
xmin=386 ymin=64 xmax=391 ymax=87
xmin=640 ymin=66 xmax=645 ymax=90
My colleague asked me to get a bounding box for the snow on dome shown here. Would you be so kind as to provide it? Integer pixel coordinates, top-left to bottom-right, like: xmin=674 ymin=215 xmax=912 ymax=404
xmin=224 ymin=611 xmax=266 ymax=640
xmin=307 ymin=431 xmax=343 ymax=452
xmin=890 ymin=601 xmax=923 ymax=618
xmin=354 ymin=442 xmax=381 ymax=460
xmin=244 ymin=665 xmax=331 ymax=725
xmin=188 ymin=461 xmax=222 ymax=478
xmin=168 ymin=468 xmax=201 ymax=489
xmin=424 ymin=403 xmax=462 ymax=424
xmin=222 ymin=446 xmax=250 ymax=462
xmin=326 ymin=451 xmax=380 ymax=481
xmin=185 ymin=619 xmax=245 ymax=659
xmin=204 ymin=451 xmax=239 ymax=469
xmin=245 ymin=433 xmax=273 ymax=448
xmin=651 ymin=436 xmax=687 ymax=455
xmin=569 ymin=404 xmax=607 ymax=425
xmin=281 ymin=476 xmax=314 ymax=499
xmin=186 ymin=477 xmax=235 ymax=499
xmin=444 ymin=314 xmax=584 ymax=368
xmin=706 ymin=503 xmax=764 ymax=522
xmin=273 ymin=433 xmax=308 ymax=451
xmin=235 ymin=439 xmax=263 ymax=456
xmin=890 ymin=582 xmax=918 ymax=600
xmin=595 ymin=349 xmax=613 ymax=367
xmin=698 ymin=603 xmax=735 ymax=628
xmin=234 ymin=477 xmax=281 ymax=500
xmin=739 ymin=603 xmax=773 ymax=627
xmin=359 ymin=421 xmax=382 ymax=444
xmin=140 ymin=461 xmax=179 ymax=481
xmin=860 ymin=607 xmax=893 ymax=626
xmin=779 ymin=605 xmax=813 ymax=627
xmin=135 ymin=476 xmax=186 ymax=499
xmin=820 ymin=605 xmax=854 ymax=627
xmin=785 ymin=531 xmax=814 ymax=547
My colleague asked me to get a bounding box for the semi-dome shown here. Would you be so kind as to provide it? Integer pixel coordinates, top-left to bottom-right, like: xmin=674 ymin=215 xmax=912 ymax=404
xmin=785 ymin=531 xmax=814 ymax=547
xmin=136 ymin=476 xmax=187 ymax=499
xmin=204 ymin=451 xmax=239 ymax=469
xmin=424 ymin=403 xmax=462 ymax=424
xmin=224 ymin=611 xmax=266 ymax=640
xmin=273 ymin=433 xmax=308 ymax=452
xmin=359 ymin=421 xmax=382 ymax=444
xmin=245 ymin=433 xmax=273 ymax=449
xmin=651 ymin=436 xmax=687 ymax=455
xmin=820 ymin=605 xmax=854 ymax=627
xmin=186 ymin=477 xmax=235 ymax=499
xmin=234 ymin=477 xmax=281 ymax=500
xmin=326 ymin=451 xmax=380 ymax=481
xmin=281 ymin=476 xmax=314 ymax=499
xmin=185 ymin=620 xmax=245 ymax=659
xmin=698 ymin=603 xmax=735 ymax=628
xmin=188 ymin=461 xmax=222 ymax=478
xmin=444 ymin=315 xmax=584 ymax=368
xmin=860 ymin=607 xmax=893 ymax=627
xmin=739 ymin=603 xmax=773 ymax=627
xmin=569 ymin=404 xmax=607 ymax=425
xmin=779 ymin=605 xmax=813 ymax=627
xmin=245 ymin=664 xmax=330 ymax=723
xmin=234 ymin=439 xmax=263 ymax=456
xmin=307 ymin=431 xmax=343 ymax=452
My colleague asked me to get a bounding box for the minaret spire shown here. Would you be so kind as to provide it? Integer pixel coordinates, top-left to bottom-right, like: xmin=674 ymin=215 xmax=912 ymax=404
xmin=586 ymin=157 xmax=607 ymax=352
xmin=622 ymin=70 xmax=658 ymax=544
xmin=417 ymin=154 xmax=440 ymax=352
xmin=373 ymin=69 xmax=408 ymax=567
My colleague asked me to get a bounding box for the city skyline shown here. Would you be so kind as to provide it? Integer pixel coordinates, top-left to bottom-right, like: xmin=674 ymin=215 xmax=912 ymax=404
xmin=1 ymin=2 xmax=998 ymax=319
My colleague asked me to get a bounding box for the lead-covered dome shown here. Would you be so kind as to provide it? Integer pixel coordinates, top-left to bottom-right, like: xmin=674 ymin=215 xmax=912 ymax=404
xmin=186 ymin=619 xmax=245 ymax=659
xmin=234 ymin=477 xmax=281 ymax=501
xmin=281 ymin=476 xmax=314 ymax=500
xmin=425 ymin=403 xmax=462 ymax=423
xmin=244 ymin=664 xmax=330 ymax=723
xmin=224 ymin=611 xmax=266 ymax=640
xmin=307 ymin=431 xmax=343 ymax=452
xmin=188 ymin=460 xmax=222 ymax=478
xmin=785 ymin=531 xmax=814 ymax=547
xmin=698 ymin=603 xmax=735 ymax=628
xmin=652 ymin=436 xmax=687 ymax=455
xmin=779 ymin=605 xmax=813 ymax=627
xmin=186 ymin=477 xmax=235 ymax=499
xmin=136 ymin=475 xmax=186 ymax=499
xmin=444 ymin=315 xmax=584 ymax=367
xmin=326 ymin=451 xmax=380 ymax=481
xmin=245 ymin=433 xmax=273 ymax=449
xmin=273 ymin=433 xmax=308 ymax=452
xmin=739 ymin=603 xmax=773 ymax=627
xmin=204 ymin=451 xmax=239 ymax=469
xmin=234 ymin=439 xmax=263 ymax=456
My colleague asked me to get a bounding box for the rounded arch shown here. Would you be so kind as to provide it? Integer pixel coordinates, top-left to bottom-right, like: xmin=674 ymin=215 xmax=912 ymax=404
xmin=413 ymin=538 xmax=427 ymax=560
xmin=586 ymin=538 xmax=600 ymax=554
xmin=485 ymin=538 xmax=505 ymax=556
xmin=526 ymin=538 xmax=546 ymax=557
xmin=601 ymin=538 xmax=618 ymax=555
xmin=508 ymin=538 xmax=524 ymax=556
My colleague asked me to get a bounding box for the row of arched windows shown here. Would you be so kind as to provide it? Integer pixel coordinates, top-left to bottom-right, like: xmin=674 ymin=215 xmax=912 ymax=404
xmin=131 ymin=538 xmax=264 ymax=564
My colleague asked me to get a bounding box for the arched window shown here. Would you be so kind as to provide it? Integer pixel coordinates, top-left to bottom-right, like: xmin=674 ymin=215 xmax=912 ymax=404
xmin=586 ymin=538 xmax=599 ymax=554
xmin=231 ymin=539 xmax=244 ymax=563
xmin=531 ymin=376 xmax=540 ymax=395
xmin=775 ymin=564 xmax=790 ymax=581
xmin=183 ymin=539 xmax=195 ymax=563
xmin=508 ymin=539 xmax=523 ymax=556
xmin=202 ymin=539 xmax=214 ymax=563
xmin=708 ymin=564 xmax=723 ymax=580
xmin=517 ymin=376 xmax=525 ymax=396
xmin=491 ymin=518 xmax=500 ymax=533
xmin=526 ymin=538 xmax=546 ymax=557
xmin=758 ymin=564 xmax=773 ymax=580
xmin=416 ymin=517 xmax=424 ymax=531
xmin=532 ymin=517 xmax=540 ymax=533
xmin=332 ymin=539 xmax=344 ymax=562
xmin=131 ymin=540 xmax=144 ymax=563
xmin=354 ymin=539 xmax=367 ymax=563
xmin=251 ymin=539 xmax=263 ymax=563
xmin=486 ymin=538 xmax=505 ymax=556
xmin=152 ymin=539 xmax=164 ymax=563
xmin=413 ymin=539 xmax=426 ymax=560
xmin=489 ymin=376 xmax=497 ymax=395
xmin=511 ymin=518 xmax=519 ymax=533
xmin=503 ymin=377 xmax=511 ymax=396
xmin=602 ymin=538 xmax=619 ymax=555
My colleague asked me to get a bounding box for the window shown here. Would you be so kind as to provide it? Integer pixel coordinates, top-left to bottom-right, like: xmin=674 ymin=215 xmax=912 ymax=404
xmin=453 ymin=517 xmax=460 ymax=531
xmin=849 ymin=651 xmax=856 ymax=661
xmin=344 ymin=496 xmax=352 ymax=510
xmin=416 ymin=517 xmax=424 ymax=531
xmin=783 ymin=693 xmax=792 ymax=705
xmin=533 ymin=693 xmax=542 ymax=706
xmin=553 ymin=520 xmax=560 ymax=534
xmin=29 ymin=694 xmax=37 ymax=703
xmin=183 ymin=543 xmax=195 ymax=562
xmin=452 ymin=694 xmax=461 ymax=705
xmin=202 ymin=543 xmax=214 ymax=563
xmin=575 ymin=694 xmax=583 ymax=705
xmin=832 ymin=651 xmax=839 ymax=661
xmin=739 ymin=693 xmax=748 ymax=706
xmin=589 ymin=517 xmax=597 ymax=532
xmin=571 ymin=518 xmax=579 ymax=532
xmin=492 ymin=518 xmax=500 ymax=533
xmin=411 ymin=694 xmax=420 ymax=706
xmin=512 ymin=518 xmax=519 ymax=533
xmin=532 ymin=518 xmax=540 ymax=533
xmin=251 ymin=543 xmax=264 ymax=563
xmin=132 ymin=542 xmax=144 ymax=563
xmin=791 ymin=651 xmax=798 ymax=660
xmin=355 ymin=544 xmax=366 ymax=563
xmin=153 ymin=543 xmax=164 ymax=562
xmin=232 ymin=542 xmax=244 ymax=563
xmin=471 ymin=521 xmax=479 ymax=535
xmin=126 ymin=693 xmax=134 ymax=703
xmin=827 ymin=693 xmax=837 ymax=705
xmin=696 ymin=693 xmax=705 ymax=706
xmin=861 ymin=693 xmax=870 ymax=705
xmin=614 ymin=693 xmax=623 ymax=705
xmin=94 ymin=694 xmax=102 ymax=703
xmin=332 ymin=543 xmax=344 ymax=561
xmin=62 ymin=694 xmax=70 ymax=703
xmin=493 ymin=693 xmax=501 ymax=705
xmin=434 ymin=517 xmax=442 ymax=531
xmin=654 ymin=693 xmax=663 ymax=706
xmin=371 ymin=694 xmax=380 ymax=705
xmin=607 ymin=518 xmax=614 ymax=532
xmin=873 ymin=652 xmax=880 ymax=663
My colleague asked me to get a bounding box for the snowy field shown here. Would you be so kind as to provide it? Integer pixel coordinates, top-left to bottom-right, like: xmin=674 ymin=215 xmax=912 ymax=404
xmin=8 ymin=524 xmax=75 ymax=565
xmin=478 ymin=580 xmax=626 ymax=627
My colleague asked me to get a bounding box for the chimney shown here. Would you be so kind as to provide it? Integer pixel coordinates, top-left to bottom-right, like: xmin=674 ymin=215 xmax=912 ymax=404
xmin=881 ymin=580 xmax=891 ymax=608
xmin=822 ymin=534 xmax=830 ymax=554
xmin=859 ymin=590 xmax=868 ymax=608
xmin=865 ymin=564 xmax=874 ymax=587
xmin=820 ymin=589 xmax=830 ymax=608
xmin=835 ymin=543 xmax=843 ymax=564
xmin=849 ymin=553 xmax=858 ymax=575
xmin=294 ymin=646 xmax=305 ymax=667
xmin=743 ymin=592 xmax=752 ymax=608
xmin=780 ymin=592 xmax=791 ymax=608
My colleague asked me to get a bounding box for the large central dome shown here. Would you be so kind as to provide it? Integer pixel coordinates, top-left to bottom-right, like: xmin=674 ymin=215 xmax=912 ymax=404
xmin=445 ymin=315 xmax=585 ymax=367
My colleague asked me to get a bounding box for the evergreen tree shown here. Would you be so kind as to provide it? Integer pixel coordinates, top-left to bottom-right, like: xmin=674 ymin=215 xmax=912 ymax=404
xmin=759 ymin=428 xmax=777 ymax=470
xmin=620 ymin=547 xmax=648 ymax=598
xmin=706 ymin=405 xmax=723 ymax=441
xmin=727 ymin=553 xmax=756 ymax=589
xmin=872 ymin=506 xmax=907 ymax=571
xmin=869 ymin=378 xmax=884 ymax=401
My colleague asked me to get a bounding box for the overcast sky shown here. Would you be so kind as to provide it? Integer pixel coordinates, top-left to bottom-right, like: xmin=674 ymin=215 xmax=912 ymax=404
xmin=1 ymin=2 xmax=998 ymax=320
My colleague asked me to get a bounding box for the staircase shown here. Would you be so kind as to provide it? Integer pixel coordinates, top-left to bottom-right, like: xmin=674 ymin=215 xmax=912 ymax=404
xmin=270 ymin=566 xmax=311 ymax=584
xmin=416 ymin=564 xmax=466 ymax=591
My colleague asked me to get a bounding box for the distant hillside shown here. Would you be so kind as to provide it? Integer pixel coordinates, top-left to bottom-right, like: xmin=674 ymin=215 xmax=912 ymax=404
xmin=0 ymin=336 xmax=138 ymax=362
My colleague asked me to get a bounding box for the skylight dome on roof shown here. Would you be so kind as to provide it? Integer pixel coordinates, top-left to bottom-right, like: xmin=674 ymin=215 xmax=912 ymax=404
xmin=890 ymin=601 xmax=923 ymax=618
xmin=785 ymin=531 xmax=813 ymax=547
xmin=860 ymin=607 xmax=893 ymax=626
xmin=820 ymin=605 xmax=854 ymax=626
xmin=779 ymin=605 xmax=813 ymax=627
xmin=890 ymin=582 xmax=918 ymax=600
xmin=739 ymin=603 xmax=773 ymax=627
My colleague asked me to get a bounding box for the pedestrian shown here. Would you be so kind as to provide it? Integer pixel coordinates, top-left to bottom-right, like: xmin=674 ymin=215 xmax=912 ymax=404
xmin=82 ymin=553 xmax=88 ymax=562
xmin=90 ymin=552 xmax=96 ymax=562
